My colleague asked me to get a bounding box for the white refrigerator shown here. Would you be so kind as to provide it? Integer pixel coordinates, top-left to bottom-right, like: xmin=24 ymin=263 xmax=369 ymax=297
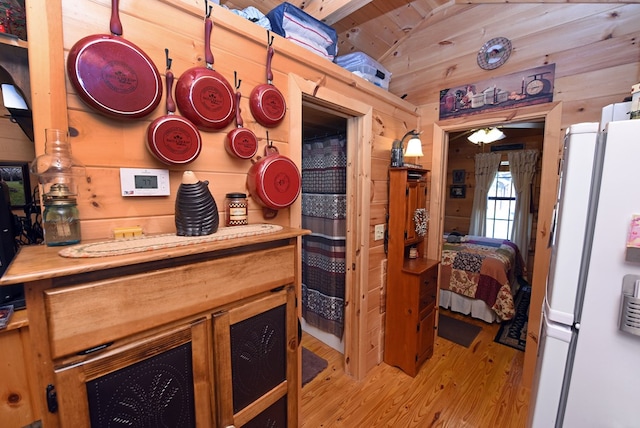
xmin=529 ymin=118 xmax=640 ymax=428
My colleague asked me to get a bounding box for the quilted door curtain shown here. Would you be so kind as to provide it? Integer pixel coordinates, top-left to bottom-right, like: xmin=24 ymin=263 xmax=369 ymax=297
xmin=301 ymin=135 xmax=347 ymax=339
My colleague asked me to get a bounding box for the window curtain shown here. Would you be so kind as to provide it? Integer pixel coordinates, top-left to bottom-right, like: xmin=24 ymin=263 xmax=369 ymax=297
xmin=508 ymin=149 xmax=540 ymax=264
xmin=301 ymin=135 xmax=347 ymax=339
xmin=469 ymin=152 xmax=502 ymax=236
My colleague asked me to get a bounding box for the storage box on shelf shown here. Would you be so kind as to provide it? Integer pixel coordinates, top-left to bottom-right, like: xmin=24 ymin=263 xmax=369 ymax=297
xmin=336 ymin=52 xmax=392 ymax=90
xmin=384 ymin=167 xmax=439 ymax=377
xmin=266 ymin=2 xmax=338 ymax=61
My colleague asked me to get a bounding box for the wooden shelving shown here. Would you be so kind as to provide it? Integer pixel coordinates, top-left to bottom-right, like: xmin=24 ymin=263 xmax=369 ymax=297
xmin=384 ymin=167 xmax=439 ymax=377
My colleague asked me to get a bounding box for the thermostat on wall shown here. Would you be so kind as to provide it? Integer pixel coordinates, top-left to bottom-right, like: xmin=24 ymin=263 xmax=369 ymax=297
xmin=120 ymin=168 xmax=170 ymax=196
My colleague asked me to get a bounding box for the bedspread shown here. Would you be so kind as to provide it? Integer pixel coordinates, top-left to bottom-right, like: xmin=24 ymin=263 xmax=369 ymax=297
xmin=440 ymin=236 xmax=524 ymax=321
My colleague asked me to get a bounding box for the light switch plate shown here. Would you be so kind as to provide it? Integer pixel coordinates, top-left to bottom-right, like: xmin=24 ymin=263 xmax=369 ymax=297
xmin=374 ymin=224 xmax=385 ymax=241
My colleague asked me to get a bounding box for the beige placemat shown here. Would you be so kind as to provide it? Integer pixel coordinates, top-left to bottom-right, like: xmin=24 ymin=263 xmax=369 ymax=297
xmin=59 ymin=224 xmax=283 ymax=258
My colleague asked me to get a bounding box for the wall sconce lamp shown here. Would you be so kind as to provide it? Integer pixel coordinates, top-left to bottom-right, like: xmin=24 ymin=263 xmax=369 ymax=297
xmin=391 ymin=129 xmax=423 ymax=167
xmin=467 ymin=127 xmax=505 ymax=145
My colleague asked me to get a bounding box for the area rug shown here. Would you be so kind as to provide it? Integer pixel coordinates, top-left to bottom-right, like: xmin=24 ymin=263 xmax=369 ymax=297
xmin=438 ymin=313 xmax=482 ymax=348
xmin=302 ymin=347 xmax=328 ymax=387
xmin=494 ymin=281 xmax=531 ymax=351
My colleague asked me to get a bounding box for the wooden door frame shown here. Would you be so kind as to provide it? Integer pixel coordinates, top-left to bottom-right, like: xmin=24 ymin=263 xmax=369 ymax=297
xmin=428 ymin=102 xmax=563 ymax=388
xmin=288 ymin=73 xmax=373 ymax=380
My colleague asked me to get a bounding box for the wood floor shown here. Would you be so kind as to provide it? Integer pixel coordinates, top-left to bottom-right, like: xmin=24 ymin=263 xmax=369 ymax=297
xmin=300 ymin=309 xmax=531 ymax=427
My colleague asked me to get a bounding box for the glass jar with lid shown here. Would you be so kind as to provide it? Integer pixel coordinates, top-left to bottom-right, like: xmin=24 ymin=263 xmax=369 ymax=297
xmin=225 ymin=193 xmax=248 ymax=226
xmin=42 ymin=183 xmax=81 ymax=246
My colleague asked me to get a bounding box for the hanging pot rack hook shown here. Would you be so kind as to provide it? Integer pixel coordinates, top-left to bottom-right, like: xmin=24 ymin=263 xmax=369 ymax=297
xmin=164 ymin=48 xmax=172 ymax=71
xmin=204 ymin=0 xmax=212 ymax=18
xmin=234 ymin=71 xmax=241 ymax=90
xmin=266 ymin=131 xmax=273 ymax=148
xmin=267 ymin=30 xmax=274 ymax=47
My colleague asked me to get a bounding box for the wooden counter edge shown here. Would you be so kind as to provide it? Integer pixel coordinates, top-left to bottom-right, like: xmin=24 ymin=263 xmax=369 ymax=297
xmin=0 ymin=227 xmax=310 ymax=286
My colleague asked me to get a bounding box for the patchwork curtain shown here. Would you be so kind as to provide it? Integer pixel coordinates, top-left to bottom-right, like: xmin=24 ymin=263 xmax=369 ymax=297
xmin=301 ymin=135 xmax=347 ymax=339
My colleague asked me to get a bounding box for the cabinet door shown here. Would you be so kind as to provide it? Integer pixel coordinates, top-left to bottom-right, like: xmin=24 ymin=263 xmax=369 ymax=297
xmin=213 ymin=286 xmax=298 ymax=428
xmin=417 ymin=306 xmax=436 ymax=366
xmin=404 ymin=180 xmax=427 ymax=244
xmin=53 ymin=319 xmax=211 ymax=427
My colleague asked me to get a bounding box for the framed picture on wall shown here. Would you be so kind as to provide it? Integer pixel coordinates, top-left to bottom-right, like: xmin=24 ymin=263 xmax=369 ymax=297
xmin=452 ymin=169 xmax=465 ymax=184
xmin=450 ymin=185 xmax=466 ymax=199
xmin=0 ymin=162 xmax=31 ymax=209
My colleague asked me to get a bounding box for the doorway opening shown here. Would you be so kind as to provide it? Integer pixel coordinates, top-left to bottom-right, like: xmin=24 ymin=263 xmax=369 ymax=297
xmin=300 ymin=102 xmax=349 ymax=354
xmin=430 ymin=102 xmax=563 ymax=388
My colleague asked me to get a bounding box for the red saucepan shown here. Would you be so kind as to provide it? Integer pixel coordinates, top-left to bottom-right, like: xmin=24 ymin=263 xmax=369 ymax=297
xmin=175 ymin=2 xmax=235 ymax=131
xmin=146 ymin=50 xmax=202 ymax=165
xmin=250 ymin=33 xmax=286 ymax=128
xmin=226 ymin=75 xmax=258 ymax=159
xmin=247 ymin=136 xmax=301 ymax=218
xmin=66 ymin=0 xmax=162 ymax=119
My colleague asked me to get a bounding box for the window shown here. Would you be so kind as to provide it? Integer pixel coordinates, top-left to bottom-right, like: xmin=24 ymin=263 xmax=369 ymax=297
xmin=0 ymin=162 xmax=32 ymax=209
xmin=486 ymin=165 xmax=515 ymax=239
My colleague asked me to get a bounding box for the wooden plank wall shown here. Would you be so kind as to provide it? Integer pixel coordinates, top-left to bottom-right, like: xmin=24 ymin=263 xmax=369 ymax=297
xmin=27 ymin=0 xmax=421 ymax=375
xmin=385 ymin=3 xmax=640 ymax=123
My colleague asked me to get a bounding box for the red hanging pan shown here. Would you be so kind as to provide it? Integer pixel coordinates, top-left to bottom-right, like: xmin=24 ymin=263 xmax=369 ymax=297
xmin=66 ymin=0 xmax=162 ymax=119
xmin=250 ymin=33 xmax=286 ymax=128
xmin=247 ymin=134 xmax=301 ymax=218
xmin=175 ymin=1 xmax=235 ymax=131
xmin=225 ymin=73 xmax=258 ymax=159
xmin=146 ymin=49 xmax=202 ymax=165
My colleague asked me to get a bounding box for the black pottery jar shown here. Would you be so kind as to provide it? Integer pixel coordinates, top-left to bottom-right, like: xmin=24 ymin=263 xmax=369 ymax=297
xmin=175 ymin=171 xmax=219 ymax=236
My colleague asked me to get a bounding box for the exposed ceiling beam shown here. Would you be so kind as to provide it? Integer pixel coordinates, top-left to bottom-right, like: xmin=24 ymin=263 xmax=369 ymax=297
xmin=300 ymin=0 xmax=374 ymax=25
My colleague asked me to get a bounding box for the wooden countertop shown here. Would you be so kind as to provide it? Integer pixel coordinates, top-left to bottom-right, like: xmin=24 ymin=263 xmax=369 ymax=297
xmin=0 ymin=226 xmax=309 ymax=286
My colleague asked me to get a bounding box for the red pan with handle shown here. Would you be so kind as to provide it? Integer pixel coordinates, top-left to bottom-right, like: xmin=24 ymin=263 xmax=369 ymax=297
xmin=225 ymin=73 xmax=258 ymax=159
xmin=146 ymin=49 xmax=202 ymax=165
xmin=175 ymin=1 xmax=236 ymax=131
xmin=250 ymin=33 xmax=286 ymax=128
xmin=66 ymin=0 xmax=162 ymax=119
xmin=247 ymin=133 xmax=301 ymax=218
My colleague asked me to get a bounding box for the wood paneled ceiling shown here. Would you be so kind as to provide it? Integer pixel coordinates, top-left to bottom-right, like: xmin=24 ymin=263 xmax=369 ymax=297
xmin=220 ymin=1 xmax=640 ymax=108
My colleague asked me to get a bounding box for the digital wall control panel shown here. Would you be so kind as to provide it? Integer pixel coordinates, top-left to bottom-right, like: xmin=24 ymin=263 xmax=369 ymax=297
xmin=119 ymin=168 xmax=170 ymax=196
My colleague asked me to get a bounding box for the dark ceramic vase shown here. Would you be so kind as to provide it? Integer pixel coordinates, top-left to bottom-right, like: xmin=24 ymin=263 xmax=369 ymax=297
xmin=175 ymin=171 xmax=219 ymax=236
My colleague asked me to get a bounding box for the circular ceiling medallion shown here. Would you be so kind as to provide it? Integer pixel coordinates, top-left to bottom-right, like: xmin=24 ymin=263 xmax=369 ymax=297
xmin=477 ymin=37 xmax=512 ymax=70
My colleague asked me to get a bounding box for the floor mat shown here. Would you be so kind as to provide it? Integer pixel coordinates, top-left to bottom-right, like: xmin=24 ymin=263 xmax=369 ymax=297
xmin=494 ymin=283 xmax=531 ymax=351
xmin=302 ymin=347 xmax=328 ymax=387
xmin=438 ymin=313 xmax=482 ymax=348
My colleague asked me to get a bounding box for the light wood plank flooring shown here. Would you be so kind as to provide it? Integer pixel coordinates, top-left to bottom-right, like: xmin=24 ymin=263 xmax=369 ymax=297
xmin=300 ymin=309 xmax=531 ymax=427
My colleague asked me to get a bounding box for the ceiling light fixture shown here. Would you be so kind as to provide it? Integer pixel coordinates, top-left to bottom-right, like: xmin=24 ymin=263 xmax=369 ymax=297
xmin=468 ymin=127 xmax=505 ymax=145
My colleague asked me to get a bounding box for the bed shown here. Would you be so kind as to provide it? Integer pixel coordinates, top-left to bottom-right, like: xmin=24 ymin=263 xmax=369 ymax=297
xmin=439 ymin=235 xmax=525 ymax=323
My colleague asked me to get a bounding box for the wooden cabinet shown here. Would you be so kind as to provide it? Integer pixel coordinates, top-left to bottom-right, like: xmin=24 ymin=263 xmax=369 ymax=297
xmin=0 ymin=227 xmax=306 ymax=427
xmin=384 ymin=167 xmax=439 ymax=377
xmin=0 ymin=310 xmax=40 ymax=427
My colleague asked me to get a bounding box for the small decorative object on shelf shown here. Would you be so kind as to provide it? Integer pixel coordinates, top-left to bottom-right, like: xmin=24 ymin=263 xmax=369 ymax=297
xmin=175 ymin=171 xmax=219 ymax=236
xmin=0 ymin=304 xmax=14 ymax=329
xmin=413 ymin=208 xmax=428 ymax=237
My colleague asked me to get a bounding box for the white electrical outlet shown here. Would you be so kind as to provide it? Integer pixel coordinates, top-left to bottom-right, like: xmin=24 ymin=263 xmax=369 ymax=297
xmin=374 ymin=224 xmax=385 ymax=241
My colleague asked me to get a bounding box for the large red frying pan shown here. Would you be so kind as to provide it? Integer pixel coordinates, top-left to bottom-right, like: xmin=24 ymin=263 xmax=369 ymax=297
xmin=247 ymin=136 xmax=301 ymax=218
xmin=250 ymin=33 xmax=286 ymax=128
xmin=66 ymin=0 xmax=162 ymax=119
xmin=146 ymin=50 xmax=202 ymax=165
xmin=225 ymin=75 xmax=258 ymax=159
xmin=175 ymin=2 xmax=235 ymax=131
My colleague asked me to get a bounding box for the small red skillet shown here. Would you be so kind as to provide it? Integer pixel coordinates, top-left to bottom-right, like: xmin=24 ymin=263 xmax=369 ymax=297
xmin=225 ymin=73 xmax=258 ymax=159
xmin=250 ymin=33 xmax=286 ymax=128
xmin=146 ymin=49 xmax=202 ymax=165
xmin=175 ymin=1 xmax=236 ymax=131
xmin=66 ymin=0 xmax=162 ymax=119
